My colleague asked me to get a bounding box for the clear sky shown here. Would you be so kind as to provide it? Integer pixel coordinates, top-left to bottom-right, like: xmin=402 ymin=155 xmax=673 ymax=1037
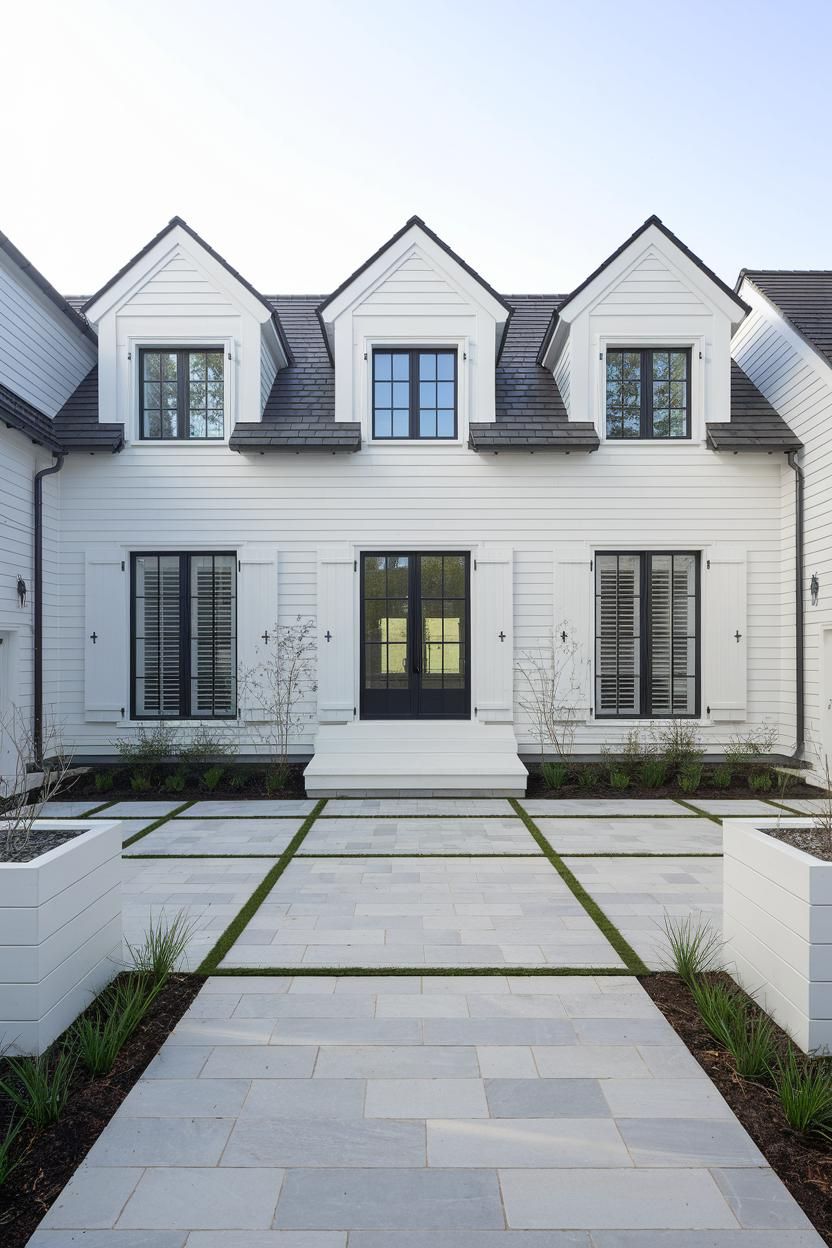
xmin=2 ymin=0 xmax=829 ymax=298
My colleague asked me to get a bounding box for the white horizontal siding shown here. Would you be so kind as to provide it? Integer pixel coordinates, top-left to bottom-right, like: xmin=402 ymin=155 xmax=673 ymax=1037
xmin=553 ymin=337 xmax=570 ymax=416
xmin=0 ymin=254 xmax=95 ymax=416
xmin=360 ymin=254 xmax=469 ymax=315
xmin=734 ymin=293 xmax=832 ymax=774
xmin=54 ymin=441 xmax=783 ymax=757
xmin=592 ymin=254 xmax=712 ymax=319
xmin=260 ymin=339 xmax=278 ymax=412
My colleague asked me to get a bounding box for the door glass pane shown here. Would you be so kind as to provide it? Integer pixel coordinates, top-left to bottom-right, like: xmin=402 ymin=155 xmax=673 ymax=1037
xmin=386 ymin=555 xmax=409 ymax=597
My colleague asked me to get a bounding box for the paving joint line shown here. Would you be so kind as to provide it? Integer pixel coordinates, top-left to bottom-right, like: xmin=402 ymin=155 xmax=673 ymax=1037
xmin=120 ymin=800 xmax=195 ymax=848
xmin=196 ymin=797 xmax=327 ymax=975
xmin=510 ymin=797 xmax=650 ymax=976
xmin=206 ymin=964 xmax=634 ymax=978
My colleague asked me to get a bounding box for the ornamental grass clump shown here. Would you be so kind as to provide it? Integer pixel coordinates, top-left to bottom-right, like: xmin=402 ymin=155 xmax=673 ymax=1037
xmin=609 ymin=769 xmax=630 ymax=790
xmin=0 ymin=1050 xmax=75 ymax=1127
xmin=72 ymin=976 xmax=159 ymax=1076
xmin=677 ymin=762 xmax=703 ymax=794
xmin=662 ymin=914 xmax=723 ymax=986
xmin=541 ymin=761 xmax=569 ymax=790
xmin=641 ymin=758 xmax=668 ymax=789
xmin=775 ymin=1046 xmax=832 ymax=1141
xmin=0 ymin=1117 xmax=23 ymax=1187
xmin=126 ymin=910 xmax=194 ymax=985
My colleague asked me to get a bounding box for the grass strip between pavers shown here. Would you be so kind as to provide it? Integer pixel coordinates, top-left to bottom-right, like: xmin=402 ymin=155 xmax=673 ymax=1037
xmin=120 ymin=800 xmax=195 ymax=849
xmin=207 ymin=964 xmax=635 ymax=978
xmin=509 ymin=797 xmax=649 ymax=976
xmin=196 ymin=797 xmax=327 ymax=975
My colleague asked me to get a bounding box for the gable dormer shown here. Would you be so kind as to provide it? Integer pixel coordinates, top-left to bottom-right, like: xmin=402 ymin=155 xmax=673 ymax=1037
xmin=538 ymin=216 xmax=748 ymax=444
xmin=317 ymin=217 xmax=510 ymax=441
xmin=82 ymin=217 xmax=290 ymax=445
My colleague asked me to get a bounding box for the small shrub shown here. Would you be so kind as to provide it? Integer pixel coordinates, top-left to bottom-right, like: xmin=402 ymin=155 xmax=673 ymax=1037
xmin=690 ymin=976 xmax=747 ymax=1051
xmin=265 ymin=762 xmax=292 ymax=795
xmin=711 ymin=764 xmax=733 ymax=790
xmin=94 ymin=770 xmax=115 ymax=794
xmin=577 ymin=764 xmax=600 ymax=792
xmin=641 ymin=758 xmax=667 ymax=789
xmin=748 ymin=769 xmax=774 ymax=793
xmin=609 ymin=769 xmax=630 ymax=790
xmin=662 ymin=915 xmax=722 ymax=985
xmin=677 ymin=763 xmax=702 ymax=794
xmin=725 ymin=724 xmax=778 ymax=770
xmin=0 ymin=1050 xmax=75 ymax=1127
xmin=775 ymin=1047 xmax=832 ymax=1140
xmin=130 ymin=768 xmax=153 ymax=794
xmin=228 ymin=768 xmax=249 ymax=791
xmin=72 ymin=977 xmax=158 ymax=1076
xmin=201 ymin=765 xmax=224 ymax=792
xmin=115 ymin=723 xmax=178 ymax=765
xmin=654 ymin=720 xmax=704 ymax=769
xmin=126 ymin=910 xmax=195 ymax=984
xmin=164 ymin=768 xmax=187 ymax=794
xmin=179 ymin=726 xmax=237 ymax=768
xmin=541 ymin=761 xmax=569 ymax=790
xmin=0 ymin=1116 xmax=23 ymax=1187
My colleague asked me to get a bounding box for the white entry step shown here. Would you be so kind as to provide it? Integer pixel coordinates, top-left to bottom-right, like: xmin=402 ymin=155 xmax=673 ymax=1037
xmin=304 ymin=721 xmax=528 ymax=797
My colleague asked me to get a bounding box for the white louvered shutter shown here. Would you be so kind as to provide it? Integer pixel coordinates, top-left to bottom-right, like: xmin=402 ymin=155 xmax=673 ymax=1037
xmin=594 ymin=553 xmax=641 ymax=717
xmin=648 ymin=553 xmax=698 ymax=716
xmin=238 ymin=545 xmax=279 ymax=723
xmin=553 ymin=545 xmax=592 ymax=719
xmin=189 ymin=554 xmax=237 ymax=717
xmin=474 ymin=545 xmax=514 ymax=722
xmin=704 ymin=545 xmax=747 ymax=722
xmin=133 ymin=554 xmax=182 ymax=717
xmin=84 ymin=547 xmax=128 ymax=722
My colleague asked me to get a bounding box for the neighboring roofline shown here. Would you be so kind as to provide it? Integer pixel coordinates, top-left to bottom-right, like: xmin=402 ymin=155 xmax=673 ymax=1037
xmin=315 ymin=215 xmax=513 ymax=364
xmin=82 ymin=216 xmax=294 ymax=365
xmin=537 ymin=215 xmax=751 ymax=364
xmin=0 ymin=229 xmax=97 ymax=345
xmin=0 ymin=384 xmax=64 ymax=452
xmin=736 ymin=269 xmax=832 ymax=374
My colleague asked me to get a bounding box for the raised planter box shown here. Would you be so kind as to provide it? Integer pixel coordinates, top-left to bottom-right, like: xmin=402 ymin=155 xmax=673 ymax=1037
xmin=723 ymin=817 xmax=832 ymax=1053
xmin=0 ymin=820 xmax=122 ymax=1055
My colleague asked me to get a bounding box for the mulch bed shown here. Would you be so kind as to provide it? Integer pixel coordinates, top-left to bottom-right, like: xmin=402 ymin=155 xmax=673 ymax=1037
xmin=64 ymin=763 xmax=308 ymax=804
xmin=644 ymin=972 xmax=832 ymax=1245
xmin=0 ymin=973 xmax=202 ymax=1247
xmin=766 ymin=824 xmax=832 ymax=863
xmin=526 ymin=772 xmax=816 ymax=802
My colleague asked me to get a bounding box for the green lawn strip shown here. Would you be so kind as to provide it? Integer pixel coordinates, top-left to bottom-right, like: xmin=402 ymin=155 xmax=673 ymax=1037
xmin=208 ymin=964 xmax=633 ymax=978
xmin=554 ymin=851 xmax=722 ymax=859
xmin=196 ymin=798 xmax=327 ymax=975
xmin=120 ymin=800 xmax=195 ymax=849
xmin=83 ymin=798 xmax=118 ymax=816
xmin=294 ymin=851 xmax=542 ymax=859
xmin=510 ymin=797 xmax=649 ymax=976
xmin=674 ymin=797 xmax=723 ymax=824
xmin=766 ymin=798 xmax=808 ymax=815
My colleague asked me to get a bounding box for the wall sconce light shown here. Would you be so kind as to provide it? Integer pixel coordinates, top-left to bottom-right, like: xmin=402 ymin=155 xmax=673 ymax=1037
xmin=16 ymin=576 xmax=27 ymax=608
xmin=811 ymin=574 xmax=820 ymax=607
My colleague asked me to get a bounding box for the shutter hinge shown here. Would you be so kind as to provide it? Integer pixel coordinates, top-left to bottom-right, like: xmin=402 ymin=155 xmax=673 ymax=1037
xmin=238 ymin=709 xmax=241 ymax=719
xmin=353 ymin=706 xmax=357 ymax=717
xmin=354 ymin=559 xmax=357 ymax=571
xmin=706 ymin=705 xmax=711 ymax=716
xmin=363 ymin=352 xmax=367 ymax=361
xmin=238 ymin=559 xmax=241 ymax=572
xmin=463 ymin=351 xmax=467 ymax=361
xmin=127 ymin=351 xmax=132 ymax=361
xmin=706 ymin=558 xmax=711 ymax=570
xmin=590 ymin=559 xmax=593 ymax=571
xmin=120 ymin=707 xmax=125 ymax=718
xmin=473 ymin=559 xmax=477 ymax=571
xmin=599 ymin=351 xmax=603 ymax=360
xmin=474 ymin=706 xmax=478 ymax=716
xmin=121 ymin=560 xmax=125 ymax=572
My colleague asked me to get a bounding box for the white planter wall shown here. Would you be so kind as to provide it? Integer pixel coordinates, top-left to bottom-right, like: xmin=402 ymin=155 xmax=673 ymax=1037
xmin=723 ymin=818 xmax=832 ymax=1053
xmin=0 ymin=819 xmax=122 ymax=1055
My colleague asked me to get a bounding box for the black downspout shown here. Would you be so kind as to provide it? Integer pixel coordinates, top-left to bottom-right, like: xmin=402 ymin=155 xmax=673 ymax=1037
xmin=787 ymin=450 xmax=805 ymax=760
xmin=33 ymin=452 xmax=65 ymax=765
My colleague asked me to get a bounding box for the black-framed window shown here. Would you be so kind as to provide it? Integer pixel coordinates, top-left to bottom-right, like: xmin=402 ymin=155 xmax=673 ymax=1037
xmin=595 ymin=551 xmax=699 ymax=718
xmin=372 ymin=349 xmax=457 ymax=440
xmin=139 ymin=348 xmax=225 ymax=440
xmin=132 ymin=552 xmax=236 ymax=719
xmin=606 ymin=348 xmax=690 ymax=439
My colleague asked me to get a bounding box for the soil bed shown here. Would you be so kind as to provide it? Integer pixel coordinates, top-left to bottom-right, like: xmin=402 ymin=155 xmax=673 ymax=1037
xmin=0 ymin=824 xmax=86 ymax=864
xmin=644 ymin=971 xmax=832 ymax=1245
xmin=57 ymin=763 xmax=307 ymax=804
xmin=0 ymin=972 xmax=201 ymax=1247
xmin=526 ymin=772 xmax=817 ymax=802
xmin=765 ymin=824 xmax=832 ymax=863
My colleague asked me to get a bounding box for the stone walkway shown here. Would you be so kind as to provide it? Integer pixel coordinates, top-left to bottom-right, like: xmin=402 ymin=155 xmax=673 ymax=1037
xmin=28 ymin=792 xmax=823 ymax=1244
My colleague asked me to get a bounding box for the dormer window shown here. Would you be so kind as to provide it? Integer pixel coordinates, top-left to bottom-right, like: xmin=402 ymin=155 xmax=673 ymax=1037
xmin=372 ymin=349 xmax=457 ymax=440
xmin=140 ymin=348 xmax=225 ymax=440
xmin=606 ymin=348 xmax=690 ymax=440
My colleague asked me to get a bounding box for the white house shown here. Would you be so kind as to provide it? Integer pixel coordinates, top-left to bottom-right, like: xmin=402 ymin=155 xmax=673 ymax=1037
xmin=0 ymin=214 xmax=810 ymax=794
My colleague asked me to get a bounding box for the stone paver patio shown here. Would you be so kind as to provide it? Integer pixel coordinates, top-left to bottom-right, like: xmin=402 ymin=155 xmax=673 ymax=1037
xmin=29 ymin=974 xmax=822 ymax=1244
xmin=27 ymin=793 xmax=821 ymax=1244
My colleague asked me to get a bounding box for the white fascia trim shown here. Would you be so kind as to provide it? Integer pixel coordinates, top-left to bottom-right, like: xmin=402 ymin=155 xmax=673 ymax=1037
xmin=322 ymin=224 xmax=508 ymax=327
xmin=558 ymin=225 xmax=745 ymax=332
xmin=84 ymin=225 xmax=272 ymax=327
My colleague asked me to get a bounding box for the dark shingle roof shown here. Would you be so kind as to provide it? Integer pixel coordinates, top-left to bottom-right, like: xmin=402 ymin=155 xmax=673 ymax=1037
xmin=470 ymin=295 xmax=599 ymax=451
xmin=0 ymin=383 xmax=64 ymax=451
xmin=53 ymin=368 xmax=124 ymax=451
xmin=707 ymin=361 xmax=802 ymax=452
xmin=230 ymin=297 xmax=360 ymax=452
xmin=740 ymin=270 xmax=832 ymax=371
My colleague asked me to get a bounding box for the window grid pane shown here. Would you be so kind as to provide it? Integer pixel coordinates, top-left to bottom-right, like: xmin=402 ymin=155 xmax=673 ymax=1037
xmin=140 ymin=349 xmax=224 ymax=440
xmin=606 ymin=349 xmax=690 ymax=440
xmin=372 ymin=349 xmax=456 ymax=440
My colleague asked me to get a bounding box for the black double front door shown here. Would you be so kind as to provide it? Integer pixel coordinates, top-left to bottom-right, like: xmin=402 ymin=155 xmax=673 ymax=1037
xmin=360 ymin=552 xmax=470 ymax=719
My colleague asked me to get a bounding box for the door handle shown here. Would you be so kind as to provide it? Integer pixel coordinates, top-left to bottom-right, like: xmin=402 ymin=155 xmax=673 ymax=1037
xmin=413 ymin=653 xmax=422 ymax=674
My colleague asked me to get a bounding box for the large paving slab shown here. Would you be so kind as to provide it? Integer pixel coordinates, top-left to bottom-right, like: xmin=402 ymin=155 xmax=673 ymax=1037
xmin=771 ymin=796 xmax=831 ymax=815
xmin=184 ymin=800 xmax=316 ymax=817
xmin=219 ymin=857 xmax=623 ymax=969
xmin=325 ymin=799 xmax=515 ymax=816
xmin=564 ymin=856 xmax=723 ymax=970
xmin=300 ymin=817 xmax=540 ymax=856
xmin=32 ymin=975 xmax=822 ymax=1243
xmin=536 ymin=817 xmax=721 ymax=855
xmin=37 ymin=799 xmax=102 ymax=817
xmin=690 ymin=799 xmax=780 ymax=817
xmin=126 ymin=818 xmax=301 ymax=857
xmin=96 ymin=800 xmax=184 ymax=818
xmin=520 ymin=799 xmax=691 ymax=817
xmin=122 ymin=857 xmax=277 ymax=969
